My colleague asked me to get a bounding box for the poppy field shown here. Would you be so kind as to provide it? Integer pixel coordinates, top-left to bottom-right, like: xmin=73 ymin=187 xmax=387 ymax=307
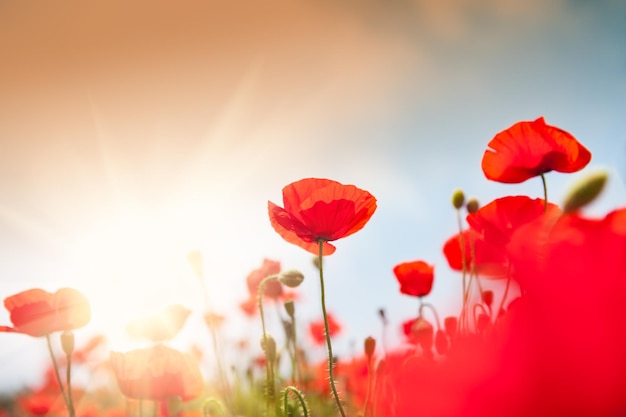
xmin=1 ymin=116 xmax=625 ymax=417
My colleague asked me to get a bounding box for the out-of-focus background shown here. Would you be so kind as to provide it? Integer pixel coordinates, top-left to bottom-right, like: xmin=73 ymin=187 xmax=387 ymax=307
xmin=1 ymin=0 xmax=624 ymax=392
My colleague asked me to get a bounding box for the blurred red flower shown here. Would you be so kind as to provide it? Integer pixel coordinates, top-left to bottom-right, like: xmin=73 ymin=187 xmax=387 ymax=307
xmin=309 ymin=313 xmax=342 ymax=345
xmin=377 ymin=206 xmax=626 ymax=417
xmin=393 ymin=260 xmax=435 ymax=297
xmin=17 ymin=366 xmax=84 ymax=416
xmin=482 ymin=116 xmax=591 ymax=183
xmin=110 ymin=344 xmax=204 ymax=402
xmin=268 ymin=178 xmax=377 ymax=255
xmin=443 ymin=197 xmax=560 ymax=279
xmin=239 ymin=297 xmax=257 ymax=317
xmin=246 ymin=258 xmax=283 ymax=299
xmin=0 ymin=287 xmax=91 ymax=337
xmin=467 ymin=196 xmax=560 ymax=248
xmin=443 ymin=229 xmax=509 ymax=278
xmin=125 ymin=304 xmax=191 ymax=342
xmin=402 ymin=317 xmax=434 ymax=353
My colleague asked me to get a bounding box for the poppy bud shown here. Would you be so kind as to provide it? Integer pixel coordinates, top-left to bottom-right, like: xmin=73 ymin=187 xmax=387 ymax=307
xmin=261 ymin=335 xmax=277 ymax=363
xmin=444 ymin=316 xmax=458 ymax=339
xmin=481 ymin=290 xmax=494 ymax=309
xmin=284 ymin=300 xmax=295 ymax=319
xmin=452 ymin=189 xmax=465 ymax=210
xmin=434 ymin=329 xmax=448 ymax=355
xmin=562 ymin=171 xmax=608 ymax=213
xmin=279 ymin=270 xmax=304 ymax=288
xmin=364 ymin=336 xmax=376 ymax=359
xmin=61 ymin=331 xmax=75 ymax=356
xmin=312 ymin=256 xmax=321 ymax=270
xmin=466 ymin=198 xmax=480 ymax=214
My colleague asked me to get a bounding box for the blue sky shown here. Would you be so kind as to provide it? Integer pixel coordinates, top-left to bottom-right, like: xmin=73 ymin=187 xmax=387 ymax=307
xmin=0 ymin=0 xmax=625 ymax=393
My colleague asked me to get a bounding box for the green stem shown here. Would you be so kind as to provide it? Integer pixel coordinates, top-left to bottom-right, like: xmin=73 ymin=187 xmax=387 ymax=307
xmin=317 ymin=240 xmax=347 ymax=417
xmin=541 ymin=173 xmax=548 ymax=213
xmin=282 ymin=386 xmax=309 ymax=417
xmin=45 ymin=335 xmax=71 ymax=415
xmin=65 ymin=352 xmax=76 ymax=417
xmin=289 ymin=317 xmax=299 ymax=386
xmin=259 ymin=276 xmax=279 ymax=416
xmin=456 ymin=208 xmax=468 ymax=333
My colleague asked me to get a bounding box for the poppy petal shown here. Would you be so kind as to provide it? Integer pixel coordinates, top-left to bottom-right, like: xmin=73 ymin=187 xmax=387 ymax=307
xmin=482 ymin=117 xmax=591 ymax=183
xmin=268 ymin=201 xmax=336 ymax=255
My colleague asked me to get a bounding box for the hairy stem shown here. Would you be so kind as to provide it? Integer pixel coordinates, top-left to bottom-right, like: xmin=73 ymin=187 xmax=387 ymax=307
xmin=318 ymin=240 xmax=347 ymax=417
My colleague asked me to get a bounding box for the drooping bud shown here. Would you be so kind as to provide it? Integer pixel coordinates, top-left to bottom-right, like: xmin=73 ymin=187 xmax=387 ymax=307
xmin=452 ymin=189 xmax=465 ymax=210
xmin=466 ymin=198 xmax=480 ymax=214
xmin=279 ymin=270 xmax=304 ymax=288
xmin=61 ymin=331 xmax=75 ymax=357
xmin=444 ymin=316 xmax=458 ymax=339
xmin=364 ymin=336 xmax=376 ymax=359
xmin=284 ymin=300 xmax=295 ymax=319
xmin=562 ymin=171 xmax=608 ymax=213
xmin=261 ymin=335 xmax=277 ymax=363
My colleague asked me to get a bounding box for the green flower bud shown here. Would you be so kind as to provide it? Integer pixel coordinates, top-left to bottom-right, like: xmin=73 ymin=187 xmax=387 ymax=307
xmin=61 ymin=331 xmax=75 ymax=357
xmin=563 ymin=171 xmax=608 ymax=213
xmin=452 ymin=189 xmax=465 ymax=210
xmin=284 ymin=300 xmax=295 ymax=319
xmin=279 ymin=270 xmax=304 ymax=288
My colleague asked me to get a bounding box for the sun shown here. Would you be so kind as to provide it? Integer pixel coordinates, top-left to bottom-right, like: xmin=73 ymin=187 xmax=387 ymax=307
xmin=66 ymin=207 xmax=209 ymax=349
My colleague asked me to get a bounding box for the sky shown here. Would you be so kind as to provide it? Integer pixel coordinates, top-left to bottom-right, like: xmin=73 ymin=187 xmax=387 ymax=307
xmin=0 ymin=0 xmax=625 ymax=393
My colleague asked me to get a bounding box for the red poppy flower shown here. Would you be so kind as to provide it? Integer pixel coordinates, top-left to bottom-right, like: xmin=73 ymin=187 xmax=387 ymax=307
xmin=482 ymin=117 xmax=591 ymax=183
xmin=110 ymin=344 xmax=204 ymax=401
xmin=467 ymin=196 xmax=560 ymax=248
xmin=443 ymin=229 xmax=509 ymax=278
xmin=246 ymin=258 xmax=283 ymax=299
xmin=268 ymin=178 xmax=377 ymax=255
xmin=0 ymin=287 xmax=91 ymax=337
xmin=376 ymin=207 xmax=626 ymax=417
xmin=393 ymin=260 xmax=435 ymax=297
xmin=126 ymin=304 xmax=191 ymax=342
xmin=309 ymin=313 xmax=342 ymax=345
